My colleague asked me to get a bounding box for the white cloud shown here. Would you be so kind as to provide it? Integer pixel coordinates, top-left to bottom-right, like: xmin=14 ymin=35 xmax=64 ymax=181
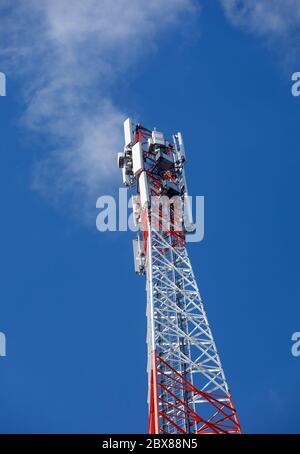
xmin=0 ymin=0 xmax=197 ymax=218
xmin=221 ymin=0 xmax=300 ymax=36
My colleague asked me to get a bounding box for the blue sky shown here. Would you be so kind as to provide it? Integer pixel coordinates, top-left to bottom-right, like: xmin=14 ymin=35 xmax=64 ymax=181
xmin=0 ymin=0 xmax=300 ymax=434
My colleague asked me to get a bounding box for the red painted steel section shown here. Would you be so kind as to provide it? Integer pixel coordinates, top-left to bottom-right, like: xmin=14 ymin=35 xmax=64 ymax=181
xmin=149 ymin=353 xmax=241 ymax=434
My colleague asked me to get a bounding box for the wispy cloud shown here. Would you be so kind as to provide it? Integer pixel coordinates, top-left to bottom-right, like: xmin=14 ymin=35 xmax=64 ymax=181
xmin=0 ymin=0 xmax=197 ymax=217
xmin=220 ymin=1 xmax=300 ymax=72
xmin=221 ymin=0 xmax=300 ymax=36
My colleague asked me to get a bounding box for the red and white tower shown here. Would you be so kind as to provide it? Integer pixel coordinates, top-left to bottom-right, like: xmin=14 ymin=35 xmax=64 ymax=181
xmin=118 ymin=119 xmax=241 ymax=434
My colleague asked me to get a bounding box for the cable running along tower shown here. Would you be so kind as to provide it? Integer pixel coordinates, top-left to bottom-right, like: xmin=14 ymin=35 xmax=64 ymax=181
xmin=118 ymin=119 xmax=241 ymax=434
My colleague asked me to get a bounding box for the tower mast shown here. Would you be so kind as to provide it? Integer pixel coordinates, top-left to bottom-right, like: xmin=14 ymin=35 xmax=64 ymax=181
xmin=118 ymin=119 xmax=241 ymax=434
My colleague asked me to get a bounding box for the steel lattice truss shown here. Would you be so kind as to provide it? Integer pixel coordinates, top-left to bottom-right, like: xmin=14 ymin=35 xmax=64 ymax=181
xmin=146 ymin=227 xmax=240 ymax=434
xmin=118 ymin=120 xmax=241 ymax=434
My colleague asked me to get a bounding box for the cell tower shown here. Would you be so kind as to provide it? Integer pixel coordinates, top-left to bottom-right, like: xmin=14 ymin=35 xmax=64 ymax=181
xmin=118 ymin=119 xmax=241 ymax=434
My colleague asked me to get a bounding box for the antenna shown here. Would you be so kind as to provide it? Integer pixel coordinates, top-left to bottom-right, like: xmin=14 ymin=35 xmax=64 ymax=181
xmin=118 ymin=118 xmax=241 ymax=434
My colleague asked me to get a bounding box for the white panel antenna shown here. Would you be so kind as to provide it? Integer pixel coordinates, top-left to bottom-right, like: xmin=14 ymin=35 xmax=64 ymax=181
xmin=132 ymin=142 xmax=144 ymax=176
xmin=124 ymin=118 xmax=134 ymax=147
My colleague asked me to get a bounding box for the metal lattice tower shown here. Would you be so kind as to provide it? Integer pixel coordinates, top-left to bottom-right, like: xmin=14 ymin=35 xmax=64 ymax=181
xmin=118 ymin=119 xmax=241 ymax=434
